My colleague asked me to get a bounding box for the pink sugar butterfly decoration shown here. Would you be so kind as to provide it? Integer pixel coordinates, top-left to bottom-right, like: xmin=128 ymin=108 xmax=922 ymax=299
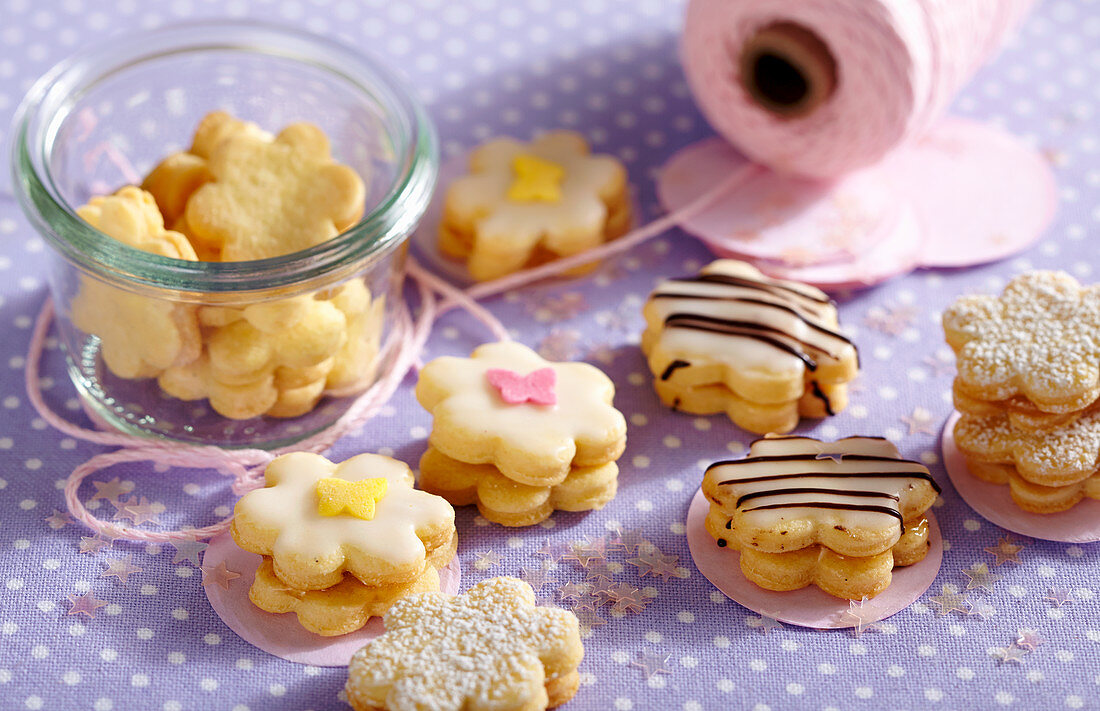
xmin=486 ymin=367 xmax=557 ymax=406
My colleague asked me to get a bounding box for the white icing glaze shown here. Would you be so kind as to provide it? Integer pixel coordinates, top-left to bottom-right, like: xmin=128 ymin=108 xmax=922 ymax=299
xmin=235 ymin=452 xmax=454 ymax=570
xmin=706 ymin=436 xmax=937 ymax=532
xmin=645 ymin=260 xmax=853 ymax=381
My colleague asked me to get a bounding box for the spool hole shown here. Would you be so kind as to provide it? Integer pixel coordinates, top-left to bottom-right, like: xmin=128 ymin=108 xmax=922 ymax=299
xmin=739 ymin=22 xmax=837 ymax=119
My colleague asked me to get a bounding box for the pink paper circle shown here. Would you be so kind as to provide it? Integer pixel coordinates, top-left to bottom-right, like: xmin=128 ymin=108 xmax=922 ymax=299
xmin=201 ymin=532 xmax=462 ymax=666
xmin=657 ymin=137 xmax=899 ymax=268
xmin=685 ymin=488 xmax=943 ymax=628
xmin=753 ymin=204 xmax=922 ymax=290
xmin=885 ymin=119 xmax=1057 ymax=268
xmin=941 ymin=412 xmax=1100 ymax=543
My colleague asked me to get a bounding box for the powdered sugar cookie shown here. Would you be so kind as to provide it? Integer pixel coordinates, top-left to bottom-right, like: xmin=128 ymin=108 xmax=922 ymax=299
xmin=441 ymin=130 xmax=629 ymax=281
xmin=231 ymin=452 xmax=455 ymax=590
xmin=943 ymin=271 xmax=1100 ymax=411
xmin=415 ymin=341 xmax=627 ymax=486
xmin=345 ymin=577 xmax=583 ymax=711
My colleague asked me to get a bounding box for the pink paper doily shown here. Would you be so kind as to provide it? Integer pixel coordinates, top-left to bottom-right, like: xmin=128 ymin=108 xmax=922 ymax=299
xmin=657 ymin=117 xmax=1056 ymax=289
xmin=201 ymin=532 xmax=462 ymax=666
xmin=941 ymin=411 xmax=1100 ymax=543
xmin=685 ymin=488 xmax=943 ymax=629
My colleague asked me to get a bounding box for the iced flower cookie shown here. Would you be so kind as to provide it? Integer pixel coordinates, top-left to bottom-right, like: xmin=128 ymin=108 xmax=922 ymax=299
xmin=70 ymin=187 xmax=201 ymax=379
xmin=641 ymin=260 xmax=859 ymax=434
xmin=345 ymin=577 xmax=583 ymax=711
xmin=440 ymin=130 xmax=630 ymax=281
xmin=702 ymin=436 xmax=939 ymax=599
xmin=943 ymin=270 xmax=1100 ymax=412
xmin=231 ymin=452 xmax=456 ymax=591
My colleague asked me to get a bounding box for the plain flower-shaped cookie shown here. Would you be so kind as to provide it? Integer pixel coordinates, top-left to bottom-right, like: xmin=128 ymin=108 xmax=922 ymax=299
xmin=231 ymin=452 xmax=455 ymax=590
xmin=442 ymin=130 xmax=628 ymax=281
xmin=345 ymin=577 xmax=583 ymax=711
xmin=185 ymin=121 xmax=366 ymax=260
xmin=70 ymin=187 xmax=201 ymax=379
xmin=415 ymin=342 xmax=627 ymax=486
xmin=943 ymin=270 xmax=1100 ymax=411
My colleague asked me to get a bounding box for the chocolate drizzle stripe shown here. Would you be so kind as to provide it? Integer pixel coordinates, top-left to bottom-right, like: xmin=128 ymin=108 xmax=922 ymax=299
xmin=740 ymin=501 xmax=904 ymax=522
xmin=711 ymin=469 xmax=941 ymax=495
xmin=659 ymin=359 xmax=691 ymax=381
xmin=662 ymin=313 xmax=819 ymax=370
xmin=670 ymin=273 xmax=833 ymax=305
xmin=809 ymin=381 xmax=836 ymax=416
xmin=652 ymin=292 xmax=853 ymax=350
xmin=735 ymin=487 xmax=901 ymax=508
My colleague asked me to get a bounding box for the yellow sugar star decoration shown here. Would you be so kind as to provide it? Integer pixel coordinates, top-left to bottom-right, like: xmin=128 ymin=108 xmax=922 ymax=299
xmin=316 ymin=477 xmax=388 ymax=520
xmin=507 ymin=153 xmax=565 ymax=203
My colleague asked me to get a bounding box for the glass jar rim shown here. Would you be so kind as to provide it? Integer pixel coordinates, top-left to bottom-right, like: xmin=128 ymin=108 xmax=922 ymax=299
xmin=9 ymin=19 xmax=437 ymax=294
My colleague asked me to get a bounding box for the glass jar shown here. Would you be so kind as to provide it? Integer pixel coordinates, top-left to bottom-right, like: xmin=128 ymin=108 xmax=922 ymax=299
xmin=10 ymin=21 xmax=437 ymax=449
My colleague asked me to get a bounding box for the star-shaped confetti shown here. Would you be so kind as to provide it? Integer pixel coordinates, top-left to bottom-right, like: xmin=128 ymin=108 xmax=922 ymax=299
xmin=1016 ymin=629 xmax=1045 ymax=651
xmin=972 ymin=600 xmax=996 ymax=620
xmin=992 ymin=643 xmax=1028 ymax=664
xmin=753 ymin=614 xmax=785 ymax=635
xmin=984 ymin=535 xmax=1024 ymax=566
xmin=111 ymin=496 xmax=141 ymax=523
xmin=558 ymin=582 xmax=589 ymax=602
xmin=839 ymin=598 xmax=881 ymax=636
xmin=473 ymin=550 xmax=502 ymax=571
xmin=593 ymin=581 xmax=637 ymax=607
xmin=535 ymin=542 xmax=566 ymax=563
xmin=200 ymin=561 xmax=240 ymax=591
xmin=1044 ymin=588 xmax=1074 ymax=607
xmin=962 ymin=562 xmax=1002 ymax=593
xmin=573 ymin=607 xmax=607 ymax=630
xmin=631 ymin=650 xmax=671 ymax=680
xmin=44 ymin=509 xmax=73 ymax=529
xmin=900 ymin=406 xmax=937 ymax=435
xmin=926 ymin=585 xmax=972 ymax=617
xmin=66 ymin=591 xmax=108 ymax=618
xmin=570 ymin=592 xmax=602 ymax=614
xmin=627 ymin=548 xmax=681 ymax=580
xmin=124 ymin=498 xmax=162 ymax=526
xmin=610 ymin=527 xmax=648 ymax=555
xmin=863 ymin=304 xmax=918 ymax=336
xmin=519 ymin=564 xmax=554 ymax=592
xmin=78 ymin=536 xmax=112 ymax=555
xmin=921 ymin=349 xmax=956 ymax=377
xmin=169 ymin=540 xmax=209 ymax=566
xmin=100 ymin=555 xmax=143 ymax=584
xmin=90 ymin=477 xmax=132 ymax=503
xmin=562 ymin=539 xmax=607 ymax=568
xmin=583 ymin=559 xmax=616 ymax=582
xmin=610 ymin=587 xmax=652 ymax=615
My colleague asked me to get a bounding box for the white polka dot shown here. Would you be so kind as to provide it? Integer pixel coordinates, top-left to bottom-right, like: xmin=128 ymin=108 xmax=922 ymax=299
xmin=200 ymin=678 xmax=218 ymax=692
xmin=957 ymin=667 xmax=974 ymax=680
xmin=62 ymin=671 xmax=81 ymax=685
xmin=677 ymin=611 xmax=694 ymax=623
xmin=786 ymin=683 xmax=803 ymax=695
xmin=996 ymin=691 xmax=1014 ymax=705
xmin=131 ymin=674 xmax=149 ymax=688
xmin=855 ymin=686 xmax=873 ymax=699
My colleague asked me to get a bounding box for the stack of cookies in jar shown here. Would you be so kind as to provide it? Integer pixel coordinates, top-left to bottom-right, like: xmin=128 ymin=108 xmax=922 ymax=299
xmin=945 ymin=271 xmax=1100 ymax=513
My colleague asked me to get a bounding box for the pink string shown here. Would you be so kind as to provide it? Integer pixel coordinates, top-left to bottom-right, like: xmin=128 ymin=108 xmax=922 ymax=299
xmin=29 ymin=163 xmax=761 ymax=543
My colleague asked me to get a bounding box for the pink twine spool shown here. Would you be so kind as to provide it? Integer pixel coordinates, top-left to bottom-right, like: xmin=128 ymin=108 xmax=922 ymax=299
xmin=681 ymin=0 xmax=1035 ymax=179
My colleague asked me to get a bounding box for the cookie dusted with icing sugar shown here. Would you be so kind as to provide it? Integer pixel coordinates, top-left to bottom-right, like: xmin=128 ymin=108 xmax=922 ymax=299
xmin=440 ymin=130 xmax=630 ymax=281
xmin=231 ymin=452 xmax=455 ymax=591
xmin=943 ymin=270 xmax=1100 ymax=412
xmin=641 ymin=260 xmax=859 ymax=434
xmin=345 ymin=577 xmax=584 ymax=711
xmin=702 ymin=436 xmax=940 ymax=558
xmin=415 ymin=342 xmax=627 ymax=486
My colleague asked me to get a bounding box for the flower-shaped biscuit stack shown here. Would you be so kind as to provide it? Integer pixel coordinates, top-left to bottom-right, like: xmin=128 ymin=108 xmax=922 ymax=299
xmin=70 ymin=187 xmax=202 ymax=380
xmin=231 ymin=452 xmax=456 ymax=636
xmin=415 ymin=342 xmax=627 ymax=526
xmin=345 ymin=577 xmax=584 ymax=711
xmin=944 ymin=271 xmax=1100 ymax=512
xmin=641 ymin=260 xmax=860 ymax=434
xmin=440 ymin=131 xmax=630 ymax=281
xmin=702 ymin=436 xmax=940 ymax=599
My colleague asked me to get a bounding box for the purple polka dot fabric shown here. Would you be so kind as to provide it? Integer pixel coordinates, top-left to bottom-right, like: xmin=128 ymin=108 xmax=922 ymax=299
xmin=1 ymin=1 xmax=1099 ymax=710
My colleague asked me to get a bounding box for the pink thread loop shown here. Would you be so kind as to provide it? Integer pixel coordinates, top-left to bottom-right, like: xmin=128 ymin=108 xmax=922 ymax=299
xmin=31 ymin=168 xmax=755 ymax=542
